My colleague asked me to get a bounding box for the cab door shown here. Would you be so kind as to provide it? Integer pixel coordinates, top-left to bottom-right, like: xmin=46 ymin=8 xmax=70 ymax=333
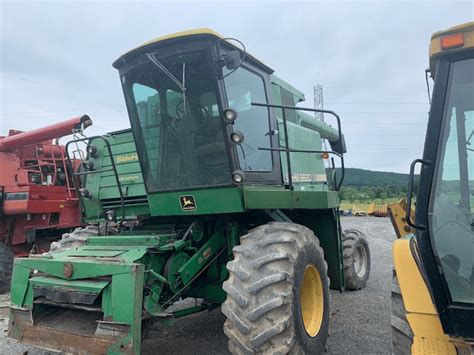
xmin=414 ymin=54 xmax=474 ymax=339
xmin=222 ymin=63 xmax=282 ymax=185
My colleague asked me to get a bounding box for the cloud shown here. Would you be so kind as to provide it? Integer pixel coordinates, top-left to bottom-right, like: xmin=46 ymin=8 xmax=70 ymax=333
xmin=1 ymin=1 xmax=472 ymax=172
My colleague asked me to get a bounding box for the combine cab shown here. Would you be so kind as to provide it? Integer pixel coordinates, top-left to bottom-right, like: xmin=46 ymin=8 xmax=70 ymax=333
xmin=0 ymin=116 xmax=91 ymax=292
xmin=8 ymin=29 xmax=371 ymax=354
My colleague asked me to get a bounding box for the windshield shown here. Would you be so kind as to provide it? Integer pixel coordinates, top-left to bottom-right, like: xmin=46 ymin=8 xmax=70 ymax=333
xmin=224 ymin=66 xmax=273 ymax=172
xmin=123 ymin=49 xmax=231 ymax=191
xmin=429 ymin=57 xmax=474 ymax=304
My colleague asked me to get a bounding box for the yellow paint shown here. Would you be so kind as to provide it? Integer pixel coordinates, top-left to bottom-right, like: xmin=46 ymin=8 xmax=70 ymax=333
xmin=122 ymin=28 xmax=223 ymax=57
xmin=119 ymin=174 xmax=140 ymax=182
xmin=412 ymin=337 xmax=457 ymax=355
xmin=367 ymin=202 xmax=376 ymax=215
xmin=387 ymin=199 xmax=414 ymax=239
xmin=429 ymin=22 xmax=474 ymax=73
xmin=300 ymin=264 xmax=324 ymax=337
xmin=116 ymin=153 xmax=139 ymax=163
xmin=118 ymin=28 xmax=271 ymax=74
xmin=393 ymin=239 xmax=456 ymax=354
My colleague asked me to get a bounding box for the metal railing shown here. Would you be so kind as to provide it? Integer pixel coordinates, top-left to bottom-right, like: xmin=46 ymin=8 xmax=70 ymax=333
xmin=66 ymin=136 xmax=126 ymax=219
xmin=251 ymin=102 xmax=345 ymax=191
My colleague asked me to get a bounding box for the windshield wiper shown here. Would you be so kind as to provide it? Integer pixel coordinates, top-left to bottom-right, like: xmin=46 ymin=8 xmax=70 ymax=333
xmin=466 ymin=130 xmax=474 ymax=152
xmin=146 ymin=53 xmax=187 ymax=113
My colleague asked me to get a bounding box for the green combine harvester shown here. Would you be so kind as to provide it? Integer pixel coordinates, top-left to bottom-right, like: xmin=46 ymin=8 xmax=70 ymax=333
xmin=7 ymin=29 xmax=371 ymax=354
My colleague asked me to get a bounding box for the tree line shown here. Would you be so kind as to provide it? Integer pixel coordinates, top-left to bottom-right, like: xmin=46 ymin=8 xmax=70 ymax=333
xmin=337 ymin=168 xmax=419 ymax=202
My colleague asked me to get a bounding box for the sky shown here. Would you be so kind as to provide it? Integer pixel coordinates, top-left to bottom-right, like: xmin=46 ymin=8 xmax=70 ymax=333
xmin=0 ymin=0 xmax=473 ymax=173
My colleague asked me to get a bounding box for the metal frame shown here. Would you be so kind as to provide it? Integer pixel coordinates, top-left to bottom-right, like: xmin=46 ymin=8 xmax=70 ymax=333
xmin=251 ymin=102 xmax=345 ymax=191
xmin=65 ymin=136 xmax=125 ymax=219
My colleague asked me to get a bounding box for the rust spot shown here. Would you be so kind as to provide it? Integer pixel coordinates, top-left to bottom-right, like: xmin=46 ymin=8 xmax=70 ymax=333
xmin=63 ymin=263 xmax=74 ymax=278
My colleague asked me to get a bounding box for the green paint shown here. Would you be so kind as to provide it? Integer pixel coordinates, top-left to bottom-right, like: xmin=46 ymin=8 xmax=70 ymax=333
xmin=147 ymin=187 xmax=245 ymax=216
xmin=29 ymin=276 xmax=109 ymax=293
xmin=179 ymin=229 xmax=227 ymax=285
xmin=243 ymin=185 xmax=340 ymax=209
xmin=81 ymin=129 xmax=150 ymax=223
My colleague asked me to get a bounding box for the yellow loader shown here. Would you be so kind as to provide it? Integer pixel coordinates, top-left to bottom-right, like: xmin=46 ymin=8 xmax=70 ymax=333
xmin=388 ymin=22 xmax=474 ymax=354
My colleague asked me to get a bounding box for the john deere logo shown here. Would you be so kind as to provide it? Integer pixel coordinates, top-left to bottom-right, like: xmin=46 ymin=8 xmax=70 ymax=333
xmin=180 ymin=195 xmax=196 ymax=211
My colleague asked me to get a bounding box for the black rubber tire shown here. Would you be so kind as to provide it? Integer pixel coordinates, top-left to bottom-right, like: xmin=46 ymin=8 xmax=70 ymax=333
xmin=0 ymin=241 xmax=14 ymax=294
xmin=391 ymin=270 xmax=413 ymax=355
xmin=222 ymin=222 xmax=330 ymax=354
xmin=342 ymin=229 xmax=371 ymax=290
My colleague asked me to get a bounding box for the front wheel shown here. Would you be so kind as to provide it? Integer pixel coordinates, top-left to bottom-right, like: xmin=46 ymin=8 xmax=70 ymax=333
xmin=0 ymin=241 xmax=14 ymax=294
xmin=222 ymin=222 xmax=330 ymax=354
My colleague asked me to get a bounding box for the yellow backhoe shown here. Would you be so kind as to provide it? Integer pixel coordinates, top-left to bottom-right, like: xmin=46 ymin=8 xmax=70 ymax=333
xmin=388 ymin=22 xmax=474 ymax=354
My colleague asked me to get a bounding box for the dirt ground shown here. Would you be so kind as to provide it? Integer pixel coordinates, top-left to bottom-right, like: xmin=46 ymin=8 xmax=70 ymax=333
xmin=0 ymin=217 xmax=396 ymax=354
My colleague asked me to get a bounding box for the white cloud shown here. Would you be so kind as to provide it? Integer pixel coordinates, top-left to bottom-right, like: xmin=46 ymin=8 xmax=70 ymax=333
xmin=0 ymin=0 xmax=472 ymax=172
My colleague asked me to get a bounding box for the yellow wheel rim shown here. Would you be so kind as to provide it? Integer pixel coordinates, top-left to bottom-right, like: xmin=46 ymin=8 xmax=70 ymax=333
xmin=300 ymin=264 xmax=324 ymax=337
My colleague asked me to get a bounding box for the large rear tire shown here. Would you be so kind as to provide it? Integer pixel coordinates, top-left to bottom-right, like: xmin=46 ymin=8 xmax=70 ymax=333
xmin=222 ymin=222 xmax=330 ymax=354
xmin=0 ymin=241 xmax=14 ymax=294
xmin=342 ymin=229 xmax=371 ymax=290
xmin=391 ymin=270 xmax=413 ymax=355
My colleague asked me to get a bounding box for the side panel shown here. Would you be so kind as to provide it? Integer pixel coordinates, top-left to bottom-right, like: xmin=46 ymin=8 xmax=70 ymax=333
xmin=82 ymin=130 xmax=149 ymax=222
xmin=279 ymin=119 xmax=328 ymax=190
xmin=147 ymin=187 xmax=245 ymax=216
xmin=244 ymin=186 xmax=340 ymax=210
xmin=393 ymin=237 xmax=456 ymax=354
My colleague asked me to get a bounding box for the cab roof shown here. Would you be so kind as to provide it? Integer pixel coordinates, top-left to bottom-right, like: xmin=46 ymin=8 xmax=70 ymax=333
xmin=429 ymin=21 xmax=474 ymax=72
xmin=113 ymin=28 xmax=273 ymax=73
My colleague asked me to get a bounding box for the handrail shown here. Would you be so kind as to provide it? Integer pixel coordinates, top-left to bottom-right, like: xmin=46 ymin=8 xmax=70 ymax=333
xmin=65 ymin=135 xmax=125 ymax=220
xmin=406 ymin=158 xmax=430 ymax=230
xmin=251 ymin=102 xmax=345 ymax=191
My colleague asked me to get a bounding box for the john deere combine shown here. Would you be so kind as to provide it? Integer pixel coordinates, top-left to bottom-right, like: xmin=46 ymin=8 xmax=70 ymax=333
xmin=8 ymin=29 xmax=370 ymax=354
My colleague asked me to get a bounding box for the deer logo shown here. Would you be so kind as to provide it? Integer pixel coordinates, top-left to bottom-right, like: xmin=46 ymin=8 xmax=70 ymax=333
xmin=180 ymin=195 xmax=196 ymax=211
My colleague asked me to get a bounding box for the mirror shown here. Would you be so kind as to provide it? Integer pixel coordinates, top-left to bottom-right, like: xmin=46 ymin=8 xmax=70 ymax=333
xmin=224 ymin=50 xmax=241 ymax=70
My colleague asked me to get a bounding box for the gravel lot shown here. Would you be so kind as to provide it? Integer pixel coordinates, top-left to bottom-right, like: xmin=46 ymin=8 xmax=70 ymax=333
xmin=0 ymin=217 xmax=396 ymax=354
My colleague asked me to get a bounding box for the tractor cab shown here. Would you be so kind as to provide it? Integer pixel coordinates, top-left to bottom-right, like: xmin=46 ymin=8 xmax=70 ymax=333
xmin=392 ymin=22 xmax=474 ymax=350
xmin=113 ymin=29 xmax=344 ymax=202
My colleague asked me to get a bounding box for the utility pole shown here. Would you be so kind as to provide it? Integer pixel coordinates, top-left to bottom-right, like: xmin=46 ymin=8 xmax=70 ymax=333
xmin=313 ymin=84 xmax=324 ymax=122
xmin=314 ymin=84 xmax=329 ymax=157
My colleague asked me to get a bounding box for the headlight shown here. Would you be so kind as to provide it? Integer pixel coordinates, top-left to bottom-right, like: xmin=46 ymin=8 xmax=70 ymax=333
xmin=105 ymin=209 xmax=117 ymax=222
xmin=86 ymin=145 xmax=98 ymax=158
xmin=223 ymin=108 xmax=238 ymax=124
xmin=231 ymin=170 xmax=245 ymax=184
xmin=230 ymin=131 xmax=245 ymax=144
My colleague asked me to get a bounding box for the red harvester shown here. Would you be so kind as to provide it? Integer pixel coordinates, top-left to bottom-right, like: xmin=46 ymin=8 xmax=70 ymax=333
xmin=0 ymin=115 xmax=92 ymax=292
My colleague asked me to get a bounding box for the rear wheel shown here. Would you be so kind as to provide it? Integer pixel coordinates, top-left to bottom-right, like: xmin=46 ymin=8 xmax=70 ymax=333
xmin=222 ymin=222 xmax=330 ymax=354
xmin=0 ymin=241 xmax=14 ymax=294
xmin=342 ymin=229 xmax=371 ymax=290
xmin=391 ymin=270 xmax=413 ymax=355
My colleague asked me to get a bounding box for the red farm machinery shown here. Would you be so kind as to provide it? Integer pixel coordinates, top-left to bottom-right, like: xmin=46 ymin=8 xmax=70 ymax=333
xmin=0 ymin=115 xmax=92 ymax=292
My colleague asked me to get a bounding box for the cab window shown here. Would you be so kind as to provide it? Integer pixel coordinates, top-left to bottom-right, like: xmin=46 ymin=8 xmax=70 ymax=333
xmin=224 ymin=67 xmax=272 ymax=172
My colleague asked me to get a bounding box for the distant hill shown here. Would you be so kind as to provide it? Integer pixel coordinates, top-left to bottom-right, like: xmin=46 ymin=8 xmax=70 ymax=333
xmin=337 ymin=168 xmax=413 ymax=189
